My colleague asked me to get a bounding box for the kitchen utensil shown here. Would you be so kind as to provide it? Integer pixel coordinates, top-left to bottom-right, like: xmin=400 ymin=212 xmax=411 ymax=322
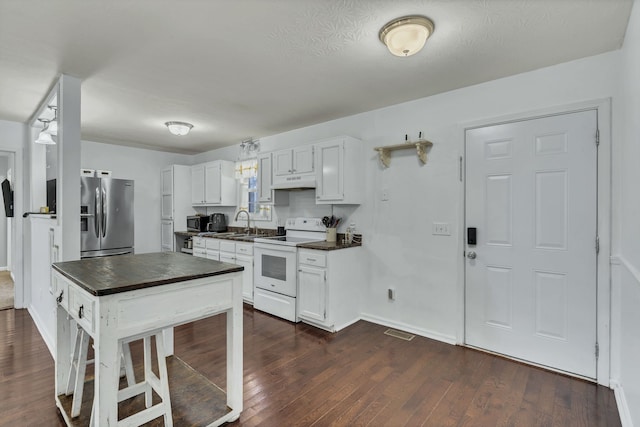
xmin=322 ymin=216 xmax=330 ymax=227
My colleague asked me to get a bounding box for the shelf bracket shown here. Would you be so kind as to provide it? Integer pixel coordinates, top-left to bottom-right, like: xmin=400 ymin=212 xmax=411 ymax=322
xmin=374 ymin=140 xmax=433 ymax=168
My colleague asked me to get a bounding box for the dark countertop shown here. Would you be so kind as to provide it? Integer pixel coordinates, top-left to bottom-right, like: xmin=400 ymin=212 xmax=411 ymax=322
xmin=53 ymin=252 xmax=243 ymax=296
xmin=297 ymin=240 xmax=362 ymax=251
xmin=175 ymin=231 xmax=200 ymax=237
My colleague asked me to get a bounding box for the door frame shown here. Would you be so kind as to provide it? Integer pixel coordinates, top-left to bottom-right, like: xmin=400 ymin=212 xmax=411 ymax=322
xmin=456 ymin=98 xmax=611 ymax=386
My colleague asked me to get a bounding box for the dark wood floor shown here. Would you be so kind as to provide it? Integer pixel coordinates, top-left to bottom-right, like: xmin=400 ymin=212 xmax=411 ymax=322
xmin=0 ymin=306 xmax=621 ymax=426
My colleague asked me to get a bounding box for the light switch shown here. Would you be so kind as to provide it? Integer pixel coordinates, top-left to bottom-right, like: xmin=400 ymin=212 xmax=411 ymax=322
xmin=381 ymin=188 xmax=389 ymax=201
xmin=432 ymin=222 xmax=451 ymax=236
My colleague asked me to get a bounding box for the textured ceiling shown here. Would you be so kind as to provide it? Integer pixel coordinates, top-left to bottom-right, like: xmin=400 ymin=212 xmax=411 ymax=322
xmin=0 ymin=0 xmax=633 ymax=154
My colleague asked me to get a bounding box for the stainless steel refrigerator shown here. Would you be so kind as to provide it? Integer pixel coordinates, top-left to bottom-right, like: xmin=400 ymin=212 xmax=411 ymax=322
xmin=80 ymin=177 xmax=134 ymax=258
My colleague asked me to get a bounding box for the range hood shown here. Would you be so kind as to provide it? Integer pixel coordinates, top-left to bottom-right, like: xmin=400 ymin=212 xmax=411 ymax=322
xmin=271 ymin=175 xmax=316 ymax=190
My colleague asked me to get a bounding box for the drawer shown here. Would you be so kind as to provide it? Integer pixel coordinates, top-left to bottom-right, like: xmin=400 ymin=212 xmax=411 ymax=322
xmin=193 ymin=237 xmax=206 ymax=248
xmin=206 ymin=249 xmax=220 ymax=261
xmin=193 ymin=248 xmax=207 ymax=258
xmin=298 ymin=250 xmax=326 ymax=268
xmin=205 ymin=238 xmax=220 ymax=250
xmin=219 ymin=241 xmax=235 ymax=253
xmin=69 ymin=287 xmax=95 ymax=333
xmin=53 ymin=277 xmax=69 ymax=311
xmin=235 ymin=242 xmax=253 ymax=256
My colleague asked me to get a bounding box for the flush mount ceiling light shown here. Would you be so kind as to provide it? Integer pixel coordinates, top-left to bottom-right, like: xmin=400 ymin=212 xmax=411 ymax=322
xmin=165 ymin=121 xmax=193 ymax=136
xmin=379 ymin=15 xmax=434 ymax=57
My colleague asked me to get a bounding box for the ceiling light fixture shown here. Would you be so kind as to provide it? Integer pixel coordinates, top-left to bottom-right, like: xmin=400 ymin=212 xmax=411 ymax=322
xmin=47 ymin=105 xmax=58 ymax=136
xmin=165 ymin=121 xmax=193 ymax=136
xmin=379 ymin=15 xmax=434 ymax=57
xmin=35 ymin=119 xmax=56 ymax=145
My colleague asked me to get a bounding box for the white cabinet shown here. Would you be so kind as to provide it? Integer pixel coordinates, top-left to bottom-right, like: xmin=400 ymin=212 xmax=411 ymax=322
xmin=298 ymin=265 xmax=326 ymax=322
xmin=297 ymin=247 xmax=363 ymax=332
xmin=161 ymin=220 xmax=174 ymax=252
xmin=191 ymin=164 xmax=205 ymax=205
xmin=191 ymin=160 xmax=237 ymax=206
xmin=161 ymin=165 xmax=193 ymax=251
xmin=257 ymin=153 xmax=289 ymax=205
xmin=197 ymin=238 xmax=255 ymax=304
xmin=314 ymin=136 xmax=363 ymax=205
xmin=272 ymin=145 xmax=315 ymax=188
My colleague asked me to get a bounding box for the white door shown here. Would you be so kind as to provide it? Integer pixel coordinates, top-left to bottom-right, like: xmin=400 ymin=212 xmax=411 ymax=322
xmin=273 ymin=149 xmax=292 ymax=177
xmin=465 ymin=110 xmax=598 ymax=379
xmin=191 ymin=165 xmax=205 ymax=204
xmin=298 ymin=265 xmax=326 ymax=322
xmin=293 ymin=146 xmax=314 ymax=174
xmin=257 ymin=153 xmax=272 ymax=203
xmin=161 ymin=167 xmax=173 ymax=219
xmin=315 ymin=139 xmax=344 ymax=202
xmin=205 ymin=162 xmax=221 ymax=204
xmin=161 ymin=220 xmax=174 ymax=252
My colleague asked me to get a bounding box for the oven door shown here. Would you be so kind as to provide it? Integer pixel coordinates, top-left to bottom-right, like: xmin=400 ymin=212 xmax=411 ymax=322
xmin=254 ymin=243 xmax=297 ymax=297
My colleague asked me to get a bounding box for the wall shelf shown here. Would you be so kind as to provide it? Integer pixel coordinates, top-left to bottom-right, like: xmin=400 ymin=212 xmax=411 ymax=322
xmin=374 ymin=139 xmax=433 ymax=167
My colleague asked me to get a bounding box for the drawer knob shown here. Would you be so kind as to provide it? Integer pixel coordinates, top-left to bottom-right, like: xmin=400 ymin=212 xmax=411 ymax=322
xmin=56 ymin=290 xmax=64 ymax=304
xmin=78 ymin=304 xmax=84 ymax=319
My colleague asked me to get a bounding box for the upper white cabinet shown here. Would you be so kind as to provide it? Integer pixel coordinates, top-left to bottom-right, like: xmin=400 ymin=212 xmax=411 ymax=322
xmin=272 ymin=145 xmax=315 ymax=189
xmin=257 ymin=153 xmax=289 ymax=205
xmin=314 ymin=136 xmax=363 ymax=205
xmin=191 ymin=160 xmax=237 ymax=206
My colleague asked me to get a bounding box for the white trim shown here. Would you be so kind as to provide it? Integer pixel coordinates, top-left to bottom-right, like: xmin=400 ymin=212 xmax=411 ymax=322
xmin=615 ymin=254 xmax=640 ymax=286
xmin=457 ymin=98 xmax=612 ymax=386
xmin=611 ymin=380 xmax=633 ymax=427
xmin=0 ymin=266 xmax=7 ymax=271
xmin=28 ymin=305 xmax=55 ymax=357
xmin=360 ymin=312 xmax=457 ymax=345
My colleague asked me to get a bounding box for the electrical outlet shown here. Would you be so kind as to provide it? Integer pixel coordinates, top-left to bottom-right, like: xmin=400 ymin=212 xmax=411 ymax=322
xmin=432 ymin=222 xmax=451 ymax=236
xmin=388 ymin=288 xmax=395 ymax=300
xmin=381 ymin=188 xmax=389 ymax=201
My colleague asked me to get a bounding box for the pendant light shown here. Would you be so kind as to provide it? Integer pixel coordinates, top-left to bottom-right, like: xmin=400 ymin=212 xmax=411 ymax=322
xmin=47 ymin=105 xmax=58 ymax=136
xmin=379 ymin=15 xmax=434 ymax=57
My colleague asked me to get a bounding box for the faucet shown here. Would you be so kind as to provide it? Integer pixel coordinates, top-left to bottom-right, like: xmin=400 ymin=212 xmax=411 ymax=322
xmin=234 ymin=210 xmax=251 ymax=234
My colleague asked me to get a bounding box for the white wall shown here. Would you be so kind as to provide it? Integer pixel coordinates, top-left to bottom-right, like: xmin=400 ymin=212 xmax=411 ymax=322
xmin=612 ymin=1 xmax=640 ymax=425
xmin=81 ymin=141 xmax=192 ymax=253
xmin=195 ymin=50 xmax=620 ymax=343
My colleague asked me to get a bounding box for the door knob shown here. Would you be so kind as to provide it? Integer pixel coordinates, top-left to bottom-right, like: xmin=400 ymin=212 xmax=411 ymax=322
xmin=467 ymin=251 xmax=477 ymax=259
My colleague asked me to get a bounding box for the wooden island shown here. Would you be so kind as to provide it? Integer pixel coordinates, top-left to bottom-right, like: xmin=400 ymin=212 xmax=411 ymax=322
xmin=52 ymin=252 xmax=244 ymax=426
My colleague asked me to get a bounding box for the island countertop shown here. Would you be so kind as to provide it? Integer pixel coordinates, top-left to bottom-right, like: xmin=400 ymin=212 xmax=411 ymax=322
xmin=52 ymin=252 xmax=244 ymax=296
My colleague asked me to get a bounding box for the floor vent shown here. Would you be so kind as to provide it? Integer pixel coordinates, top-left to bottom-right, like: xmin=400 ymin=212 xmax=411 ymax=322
xmin=384 ymin=329 xmax=415 ymax=341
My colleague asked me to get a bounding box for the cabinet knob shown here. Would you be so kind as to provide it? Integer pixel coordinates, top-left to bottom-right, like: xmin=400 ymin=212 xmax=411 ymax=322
xmin=78 ymin=304 xmax=84 ymax=319
xmin=56 ymin=290 xmax=64 ymax=304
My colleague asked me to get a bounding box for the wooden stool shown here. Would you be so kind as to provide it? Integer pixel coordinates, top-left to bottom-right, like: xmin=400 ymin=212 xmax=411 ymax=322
xmin=66 ymin=328 xmax=173 ymax=426
xmin=65 ymin=326 xmax=136 ymax=418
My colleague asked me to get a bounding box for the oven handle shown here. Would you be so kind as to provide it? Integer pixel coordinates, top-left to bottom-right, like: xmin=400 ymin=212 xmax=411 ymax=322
xmin=254 ymin=244 xmax=297 ymax=254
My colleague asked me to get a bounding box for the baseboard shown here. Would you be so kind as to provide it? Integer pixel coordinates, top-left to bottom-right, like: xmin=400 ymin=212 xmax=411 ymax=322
xmin=611 ymin=380 xmax=633 ymax=427
xmin=0 ymin=266 xmax=7 ymax=271
xmin=28 ymin=305 xmax=55 ymax=358
xmin=10 ymin=271 xmax=15 ymax=282
xmin=359 ymin=313 xmax=457 ymax=345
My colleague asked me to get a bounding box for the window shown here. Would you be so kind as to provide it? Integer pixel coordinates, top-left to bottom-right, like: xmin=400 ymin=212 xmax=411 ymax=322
xmin=236 ymin=159 xmax=271 ymax=221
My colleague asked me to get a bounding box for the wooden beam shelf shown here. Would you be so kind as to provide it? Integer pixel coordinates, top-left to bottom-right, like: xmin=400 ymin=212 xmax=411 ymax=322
xmin=374 ymin=139 xmax=433 ymax=168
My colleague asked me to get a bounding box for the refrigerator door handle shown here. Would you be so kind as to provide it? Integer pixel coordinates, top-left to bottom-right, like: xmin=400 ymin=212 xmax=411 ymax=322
xmin=102 ymin=186 xmax=107 ymax=238
xmin=94 ymin=187 xmax=101 ymax=238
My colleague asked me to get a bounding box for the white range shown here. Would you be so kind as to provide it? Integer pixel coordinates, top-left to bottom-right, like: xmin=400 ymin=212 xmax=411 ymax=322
xmin=253 ymin=217 xmax=326 ymax=321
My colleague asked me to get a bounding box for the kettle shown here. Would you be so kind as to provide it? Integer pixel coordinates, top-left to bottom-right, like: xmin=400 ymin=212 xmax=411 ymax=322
xmin=209 ymin=213 xmax=227 ymax=232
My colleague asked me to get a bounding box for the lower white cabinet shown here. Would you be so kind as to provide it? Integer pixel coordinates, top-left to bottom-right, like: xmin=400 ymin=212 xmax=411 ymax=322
xmin=297 ymin=247 xmax=363 ymax=332
xmin=161 ymin=220 xmax=174 ymax=252
xmin=193 ymin=238 xmax=254 ymax=304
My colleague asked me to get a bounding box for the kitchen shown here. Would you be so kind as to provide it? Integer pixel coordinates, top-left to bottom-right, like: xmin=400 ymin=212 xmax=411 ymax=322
xmin=1 ymin=1 xmax=639 ymax=426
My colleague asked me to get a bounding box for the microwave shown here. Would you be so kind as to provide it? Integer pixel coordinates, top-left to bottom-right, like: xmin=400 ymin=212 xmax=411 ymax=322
xmin=187 ymin=215 xmax=209 ymax=232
